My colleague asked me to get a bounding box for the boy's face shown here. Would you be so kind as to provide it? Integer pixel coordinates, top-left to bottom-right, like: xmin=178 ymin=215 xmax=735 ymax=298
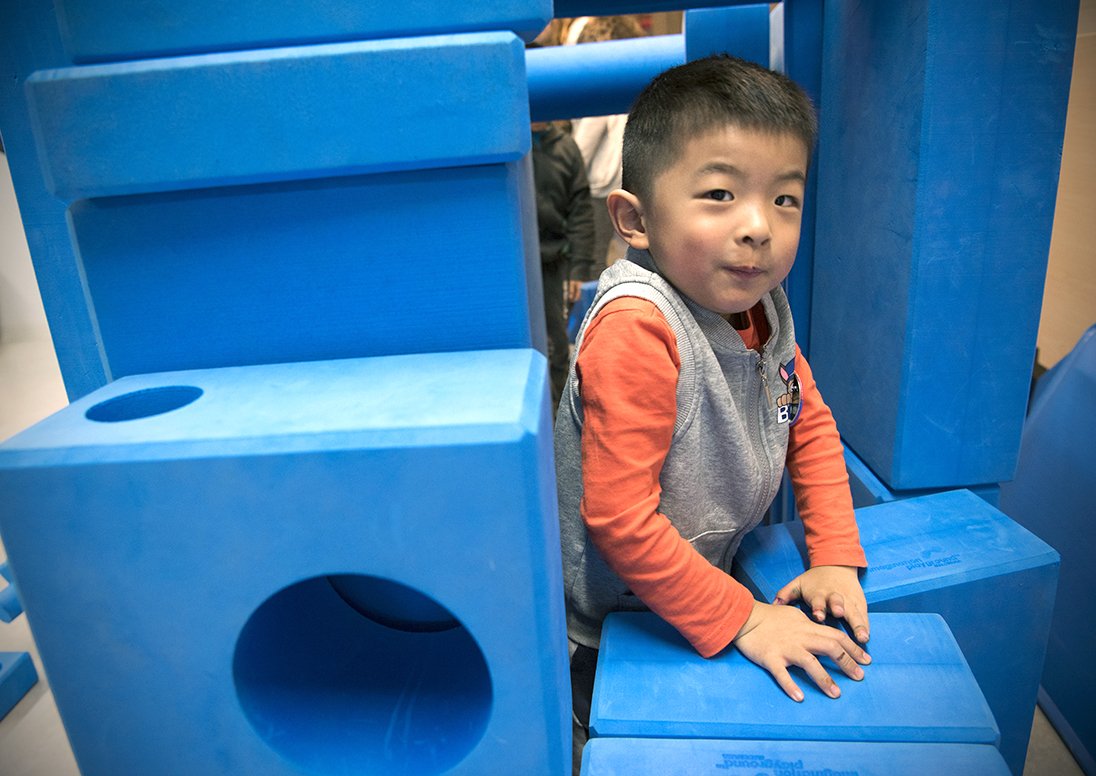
xmin=634 ymin=126 xmax=808 ymax=317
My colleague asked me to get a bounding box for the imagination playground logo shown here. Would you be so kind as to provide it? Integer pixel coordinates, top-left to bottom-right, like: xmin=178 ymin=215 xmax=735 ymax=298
xmin=714 ymin=753 xmax=860 ymax=775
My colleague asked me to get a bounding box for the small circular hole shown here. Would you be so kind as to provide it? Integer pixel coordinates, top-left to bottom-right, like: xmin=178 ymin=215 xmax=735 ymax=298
xmin=85 ymin=386 xmax=203 ymax=423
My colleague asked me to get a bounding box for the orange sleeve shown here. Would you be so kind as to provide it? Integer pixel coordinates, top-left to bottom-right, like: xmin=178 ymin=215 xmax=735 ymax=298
xmin=577 ymin=297 xmax=755 ymax=658
xmin=786 ymin=346 xmax=868 ymax=569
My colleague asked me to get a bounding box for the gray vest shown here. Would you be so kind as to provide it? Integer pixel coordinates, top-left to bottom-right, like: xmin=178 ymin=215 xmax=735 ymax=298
xmin=554 ymin=248 xmax=799 ymax=647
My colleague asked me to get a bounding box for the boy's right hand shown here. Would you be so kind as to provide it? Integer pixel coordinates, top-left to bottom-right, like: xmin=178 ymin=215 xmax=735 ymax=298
xmin=732 ymin=600 xmax=871 ymax=703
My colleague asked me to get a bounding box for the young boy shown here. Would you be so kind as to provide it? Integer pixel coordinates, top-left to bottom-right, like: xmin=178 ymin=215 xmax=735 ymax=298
xmin=555 ymin=55 xmax=872 ymax=729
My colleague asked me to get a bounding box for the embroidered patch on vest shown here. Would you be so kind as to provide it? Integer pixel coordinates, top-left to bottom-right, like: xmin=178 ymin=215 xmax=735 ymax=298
xmin=776 ymin=357 xmax=802 ymax=425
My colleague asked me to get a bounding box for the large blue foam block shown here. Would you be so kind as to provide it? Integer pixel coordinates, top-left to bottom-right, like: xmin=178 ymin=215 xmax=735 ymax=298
xmin=27 ymin=33 xmax=529 ymax=200
xmin=1000 ymin=325 xmax=1096 ymax=775
xmin=0 ymin=350 xmax=569 ymax=775
xmin=591 ymin=611 xmax=997 ymax=744
xmin=55 ymin=0 xmax=552 ymax=61
xmin=581 ymin=738 xmax=1011 ymax=776
xmin=809 ymin=0 xmax=1078 ymax=490
xmin=843 ymin=443 xmax=1000 ymax=509
xmin=734 ymin=490 xmax=1058 ymax=774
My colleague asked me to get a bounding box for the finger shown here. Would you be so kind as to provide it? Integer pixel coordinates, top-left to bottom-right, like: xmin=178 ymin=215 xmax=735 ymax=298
xmin=796 ymin=654 xmax=841 ymax=699
xmin=843 ymin=600 xmax=871 ymax=644
xmin=808 ymin=594 xmax=827 ymax=622
xmin=826 ymin=628 xmax=871 ymax=666
xmin=773 ymin=578 xmax=802 ymax=606
xmin=768 ymin=664 xmax=805 ymax=703
xmin=826 ymin=592 xmax=846 ymax=620
xmin=809 ymin=636 xmax=866 ymax=681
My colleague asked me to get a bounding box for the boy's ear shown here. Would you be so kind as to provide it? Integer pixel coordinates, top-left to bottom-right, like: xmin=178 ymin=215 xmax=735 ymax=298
xmin=606 ymin=189 xmax=649 ymax=251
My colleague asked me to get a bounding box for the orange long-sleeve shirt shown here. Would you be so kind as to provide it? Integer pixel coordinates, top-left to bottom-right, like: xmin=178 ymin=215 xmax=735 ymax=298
xmin=576 ymin=296 xmax=867 ymax=657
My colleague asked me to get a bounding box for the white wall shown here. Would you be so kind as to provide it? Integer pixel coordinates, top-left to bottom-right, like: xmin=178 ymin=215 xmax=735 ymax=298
xmin=1037 ymin=0 xmax=1096 ymax=367
xmin=0 ymin=151 xmax=51 ymax=345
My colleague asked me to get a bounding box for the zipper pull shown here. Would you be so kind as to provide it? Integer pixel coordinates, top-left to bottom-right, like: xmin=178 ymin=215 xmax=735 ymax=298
xmin=757 ymin=354 xmax=775 ymax=407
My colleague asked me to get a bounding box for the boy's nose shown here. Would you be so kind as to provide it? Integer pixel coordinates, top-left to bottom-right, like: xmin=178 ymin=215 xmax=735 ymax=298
xmin=736 ymin=206 xmax=772 ymax=247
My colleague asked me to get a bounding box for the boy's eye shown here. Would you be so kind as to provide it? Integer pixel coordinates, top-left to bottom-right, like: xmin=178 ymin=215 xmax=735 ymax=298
xmin=704 ymin=189 xmax=734 ymax=201
xmin=775 ymin=194 xmax=801 ymax=207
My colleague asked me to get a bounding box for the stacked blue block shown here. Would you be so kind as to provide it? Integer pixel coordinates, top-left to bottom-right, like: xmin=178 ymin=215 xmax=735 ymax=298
xmin=0 ymin=652 xmax=39 ymax=722
xmin=1000 ymin=324 xmax=1096 ymax=775
xmin=0 ymin=4 xmax=547 ymax=399
xmin=581 ymin=739 xmax=1011 ymax=776
xmin=591 ymin=611 xmax=997 ymax=744
xmin=809 ymin=0 xmax=1078 ymax=490
xmin=0 ymin=349 xmax=569 ymax=775
xmin=843 ymin=444 xmax=1000 ymax=509
xmin=733 ymin=490 xmax=1059 ymax=775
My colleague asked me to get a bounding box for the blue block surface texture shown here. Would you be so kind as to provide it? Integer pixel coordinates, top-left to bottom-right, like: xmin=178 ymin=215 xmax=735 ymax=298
xmin=591 ymin=611 xmax=997 ymax=745
xmin=1000 ymin=324 xmax=1096 ymax=775
xmin=684 ymin=5 xmax=770 ymax=67
xmin=809 ymin=0 xmax=1078 ymax=489
xmin=0 ymin=652 xmax=39 ymax=721
xmin=734 ymin=490 xmax=1058 ymax=775
xmin=55 ymin=0 xmax=552 ymax=61
xmin=581 ymin=738 xmax=1010 ymax=776
xmin=0 ymin=350 xmax=569 ymax=776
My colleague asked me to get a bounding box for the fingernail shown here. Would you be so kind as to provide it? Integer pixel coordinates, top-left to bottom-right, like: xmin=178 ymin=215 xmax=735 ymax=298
xmin=814 ymin=610 xmax=825 ymax=622
xmin=793 ymin=689 xmax=804 ymax=702
xmin=857 ymin=628 xmax=869 ymax=643
xmin=854 ymin=668 xmax=865 ymax=680
xmin=828 ymin=685 xmax=841 ymax=699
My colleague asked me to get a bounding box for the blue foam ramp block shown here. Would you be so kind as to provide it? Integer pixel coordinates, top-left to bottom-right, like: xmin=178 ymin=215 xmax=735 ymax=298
xmin=0 ymin=652 xmax=38 ymax=721
xmin=0 ymin=350 xmax=569 ymax=776
xmin=1000 ymin=324 xmax=1096 ymax=775
xmin=591 ymin=611 xmax=997 ymax=745
xmin=734 ymin=490 xmax=1058 ymax=774
xmin=809 ymin=0 xmax=1078 ymax=490
xmin=684 ymin=5 xmax=770 ymax=67
xmin=54 ymin=0 xmax=552 ymax=61
xmin=26 ymin=33 xmax=529 ymax=200
xmin=581 ymin=739 xmax=1011 ymax=776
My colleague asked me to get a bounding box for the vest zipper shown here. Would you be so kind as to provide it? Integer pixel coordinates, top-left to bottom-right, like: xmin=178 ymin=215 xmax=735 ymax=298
xmin=757 ymin=352 xmax=774 ymax=408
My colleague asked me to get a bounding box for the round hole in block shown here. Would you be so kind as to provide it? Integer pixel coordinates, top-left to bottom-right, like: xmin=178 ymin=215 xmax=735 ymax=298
xmin=85 ymin=386 xmax=203 ymax=422
xmin=233 ymin=576 xmax=491 ymax=775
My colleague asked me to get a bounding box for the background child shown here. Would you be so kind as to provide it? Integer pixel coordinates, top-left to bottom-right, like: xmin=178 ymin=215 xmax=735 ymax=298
xmin=554 ymin=54 xmax=872 ymax=748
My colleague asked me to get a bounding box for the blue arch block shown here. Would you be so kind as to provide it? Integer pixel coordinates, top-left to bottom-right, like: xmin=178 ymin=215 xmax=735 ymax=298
xmin=591 ymin=611 xmax=997 ymax=745
xmin=581 ymin=739 xmax=1011 ymax=776
xmin=0 ymin=350 xmax=569 ymax=775
xmin=54 ymin=0 xmax=552 ymax=62
xmin=733 ymin=490 xmax=1059 ymax=775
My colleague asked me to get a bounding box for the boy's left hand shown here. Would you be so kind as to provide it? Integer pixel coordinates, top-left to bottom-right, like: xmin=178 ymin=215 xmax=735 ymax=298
xmin=773 ymin=565 xmax=870 ymax=644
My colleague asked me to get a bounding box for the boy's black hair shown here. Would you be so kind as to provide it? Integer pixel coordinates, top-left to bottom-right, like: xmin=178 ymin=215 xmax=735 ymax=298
xmin=621 ymin=54 xmax=818 ymax=201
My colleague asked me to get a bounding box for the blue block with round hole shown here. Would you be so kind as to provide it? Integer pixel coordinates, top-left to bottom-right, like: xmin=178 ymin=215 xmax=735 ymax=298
xmin=733 ymin=490 xmax=1058 ymax=775
xmin=590 ymin=611 xmax=997 ymax=745
xmin=581 ymin=738 xmax=1011 ymax=776
xmin=0 ymin=349 xmax=569 ymax=776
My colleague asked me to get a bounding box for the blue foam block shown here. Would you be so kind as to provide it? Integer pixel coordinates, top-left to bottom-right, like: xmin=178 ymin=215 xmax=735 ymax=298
xmin=734 ymin=490 xmax=1058 ymax=774
xmin=684 ymin=5 xmax=770 ymax=67
xmin=567 ymin=280 xmax=599 ymax=343
xmin=27 ymin=33 xmax=529 ymax=200
xmin=0 ymin=652 xmax=38 ymax=721
xmin=581 ymin=739 xmax=1011 ymax=776
xmin=591 ymin=611 xmax=997 ymax=744
xmin=62 ymin=159 xmax=544 ymax=381
xmin=843 ymin=444 xmax=1000 ymax=509
xmin=0 ymin=350 xmax=569 ymax=775
xmin=54 ymin=0 xmax=552 ymax=61
xmin=1000 ymin=324 xmax=1096 ymax=775
xmin=809 ymin=0 xmax=1078 ymax=490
